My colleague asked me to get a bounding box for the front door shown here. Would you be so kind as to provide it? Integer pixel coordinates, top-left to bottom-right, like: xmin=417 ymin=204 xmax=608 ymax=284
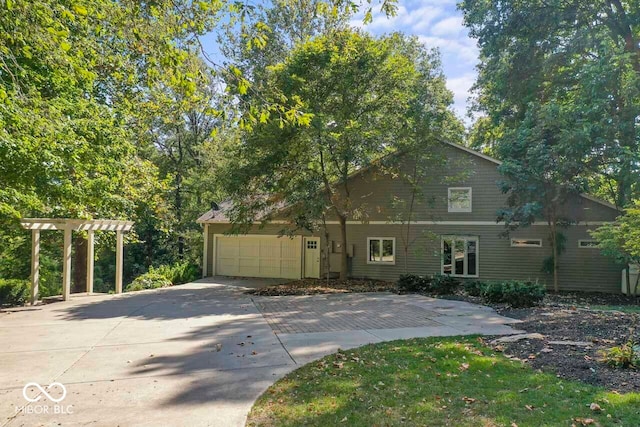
xmin=304 ymin=237 xmax=321 ymax=278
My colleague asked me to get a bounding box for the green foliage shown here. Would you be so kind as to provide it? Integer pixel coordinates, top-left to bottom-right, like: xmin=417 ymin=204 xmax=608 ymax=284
xmin=463 ymin=279 xmax=485 ymax=297
xmin=460 ymin=0 xmax=640 ymax=208
xmin=481 ymin=280 xmax=546 ymax=308
xmin=429 ymin=273 xmax=459 ymax=295
xmin=396 ymin=274 xmax=429 ymax=293
xmin=150 ymin=262 xmax=200 ymax=286
xmin=126 ymin=272 xmax=172 ymax=293
xmin=599 ymin=342 xmax=640 ymax=369
xmin=0 ymin=279 xmax=29 ymax=306
xmin=248 ymin=336 xmax=640 ymax=426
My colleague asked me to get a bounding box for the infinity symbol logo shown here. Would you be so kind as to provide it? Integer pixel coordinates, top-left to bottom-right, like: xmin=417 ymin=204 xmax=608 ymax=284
xmin=22 ymin=382 xmax=67 ymax=403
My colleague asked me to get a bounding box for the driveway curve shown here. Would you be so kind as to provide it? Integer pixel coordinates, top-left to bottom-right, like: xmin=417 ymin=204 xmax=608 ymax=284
xmin=0 ymin=278 xmax=521 ymax=427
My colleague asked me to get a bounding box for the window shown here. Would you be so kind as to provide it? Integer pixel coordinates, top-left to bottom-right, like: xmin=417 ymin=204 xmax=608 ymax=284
xmin=448 ymin=187 xmax=472 ymax=212
xmin=511 ymin=238 xmax=542 ymax=248
xmin=578 ymin=240 xmax=599 ymax=249
xmin=367 ymin=237 xmax=395 ymax=264
xmin=442 ymin=236 xmax=478 ymax=277
xmin=306 ymin=240 xmax=317 ymax=249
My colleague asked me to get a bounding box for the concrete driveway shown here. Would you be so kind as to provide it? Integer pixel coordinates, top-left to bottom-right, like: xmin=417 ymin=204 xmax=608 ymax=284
xmin=0 ymin=278 xmax=521 ymax=427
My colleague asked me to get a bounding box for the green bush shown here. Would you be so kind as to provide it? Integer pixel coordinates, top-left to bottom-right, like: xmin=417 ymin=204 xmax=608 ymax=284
xmin=599 ymin=342 xmax=640 ymax=369
xmin=429 ymin=274 xmax=459 ymax=295
xmin=463 ymin=280 xmax=486 ymax=297
xmin=126 ymin=272 xmax=171 ymax=292
xmin=481 ymin=280 xmax=546 ymax=307
xmin=397 ymin=274 xmax=430 ymax=293
xmin=0 ymin=279 xmax=30 ymax=306
xmin=150 ymin=262 xmax=199 ymax=285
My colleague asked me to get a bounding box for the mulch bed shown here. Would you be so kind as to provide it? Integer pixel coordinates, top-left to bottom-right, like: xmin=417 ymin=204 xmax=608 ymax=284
xmin=485 ymin=302 xmax=640 ymax=393
xmin=245 ymin=278 xmax=397 ymax=296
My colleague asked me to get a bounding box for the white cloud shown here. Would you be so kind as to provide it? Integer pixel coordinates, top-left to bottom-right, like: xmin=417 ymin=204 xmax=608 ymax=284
xmin=447 ymin=72 xmax=476 ymax=120
xmin=418 ymin=35 xmax=479 ymax=65
xmin=431 ymin=16 xmax=464 ymax=37
xmin=350 ymin=5 xmax=444 ymax=34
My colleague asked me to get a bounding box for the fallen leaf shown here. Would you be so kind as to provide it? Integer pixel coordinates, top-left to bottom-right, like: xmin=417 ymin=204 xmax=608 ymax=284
xmin=462 ymin=397 xmax=476 ymax=404
xmin=589 ymin=403 xmax=602 ymax=412
xmin=459 ymin=363 xmax=470 ymax=371
xmin=525 ymin=405 xmax=534 ymax=411
xmin=333 ymin=361 xmax=344 ymax=369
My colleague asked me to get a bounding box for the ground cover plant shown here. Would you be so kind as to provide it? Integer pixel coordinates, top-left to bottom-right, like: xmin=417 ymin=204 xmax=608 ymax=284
xmin=247 ymin=336 xmax=640 ymax=426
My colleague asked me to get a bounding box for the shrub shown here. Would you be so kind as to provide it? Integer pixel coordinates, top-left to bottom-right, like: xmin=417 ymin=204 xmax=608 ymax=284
xmin=397 ymin=274 xmax=430 ymax=293
xmin=481 ymin=280 xmax=546 ymax=307
xmin=481 ymin=281 xmax=506 ymax=303
xmin=463 ymin=280 xmax=486 ymax=297
xmin=599 ymin=342 xmax=640 ymax=369
xmin=150 ymin=262 xmax=199 ymax=285
xmin=0 ymin=279 xmax=30 ymax=306
xmin=429 ymin=274 xmax=459 ymax=295
xmin=126 ymin=272 xmax=171 ymax=292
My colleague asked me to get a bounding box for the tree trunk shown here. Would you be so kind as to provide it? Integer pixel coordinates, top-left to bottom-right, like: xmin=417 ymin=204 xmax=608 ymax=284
xmin=625 ymin=263 xmax=632 ymax=295
xmin=338 ymin=214 xmax=348 ymax=280
xmin=551 ymin=222 xmax=559 ymax=293
xmin=72 ymin=234 xmax=87 ymax=294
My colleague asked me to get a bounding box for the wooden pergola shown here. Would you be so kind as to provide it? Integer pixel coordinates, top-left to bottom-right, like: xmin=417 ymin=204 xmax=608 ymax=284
xmin=20 ymin=219 xmax=134 ymax=304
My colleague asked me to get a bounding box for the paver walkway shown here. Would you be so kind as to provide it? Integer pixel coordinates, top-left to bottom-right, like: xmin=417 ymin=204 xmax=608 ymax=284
xmin=0 ymin=278 xmax=522 ymax=427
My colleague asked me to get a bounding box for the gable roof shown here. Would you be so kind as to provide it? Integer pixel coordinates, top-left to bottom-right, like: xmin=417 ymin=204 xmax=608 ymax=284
xmin=443 ymin=141 xmax=620 ymax=212
xmin=197 ymin=141 xmax=620 ymax=223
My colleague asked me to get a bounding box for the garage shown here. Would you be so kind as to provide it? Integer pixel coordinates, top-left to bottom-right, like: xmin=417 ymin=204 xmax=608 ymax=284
xmin=213 ymin=235 xmax=303 ymax=279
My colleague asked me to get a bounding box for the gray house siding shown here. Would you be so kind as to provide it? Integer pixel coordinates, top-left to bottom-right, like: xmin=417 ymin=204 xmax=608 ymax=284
xmin=203 ymin=143 xmax=622 ymax=293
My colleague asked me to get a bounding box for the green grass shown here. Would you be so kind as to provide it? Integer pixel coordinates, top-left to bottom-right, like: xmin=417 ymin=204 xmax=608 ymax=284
xmin=247 ymin=337 xmax=640 ymax=427
xmin=589 ymin=305 xmax=640 ymax=314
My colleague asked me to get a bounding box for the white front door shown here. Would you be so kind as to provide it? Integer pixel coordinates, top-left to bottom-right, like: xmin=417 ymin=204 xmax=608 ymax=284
xmin=304 ymin=237 xmax=321 ymax=278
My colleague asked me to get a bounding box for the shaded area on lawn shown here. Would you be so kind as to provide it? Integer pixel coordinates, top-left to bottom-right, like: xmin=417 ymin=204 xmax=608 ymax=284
xmin=247 ymin=336 xmax=640 ymax=427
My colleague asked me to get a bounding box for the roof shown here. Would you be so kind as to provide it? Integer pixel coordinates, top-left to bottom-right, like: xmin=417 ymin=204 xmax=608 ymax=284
xmin=197 ymin=141 xmax=620 ymax=224
xmin=443 ymin=141 xmax=620 ymax=212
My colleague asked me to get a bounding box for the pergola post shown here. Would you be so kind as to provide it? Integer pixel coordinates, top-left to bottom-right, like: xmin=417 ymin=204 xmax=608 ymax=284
xmin=86 ymin=230 xmax=94 ymax=293
xmin=202 ymin=224 xmax=209 ymax=278
xmin=30 ymin=229 xmax=40 ymax=305
xmin=115 ymin=230 xmax=123 ymax=294
xmin=62 ymin=227 xmax=72 ymax=301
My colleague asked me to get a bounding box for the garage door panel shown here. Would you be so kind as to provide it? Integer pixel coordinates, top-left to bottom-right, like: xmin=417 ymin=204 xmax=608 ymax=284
xmin=215 ymin=235 xmax=302 ymax=279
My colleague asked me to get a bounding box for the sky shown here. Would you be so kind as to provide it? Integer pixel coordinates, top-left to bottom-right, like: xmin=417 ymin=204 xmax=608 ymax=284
xmin=350 ymin=0 xmax=479 ymax=123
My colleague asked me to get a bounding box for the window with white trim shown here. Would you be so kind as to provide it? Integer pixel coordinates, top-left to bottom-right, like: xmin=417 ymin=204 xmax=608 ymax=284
xmin=448 ymin=187 xmax=472 ymax=212
xmin=578 ymin=240 xmax=599 ymax=248
xmin=511 ymin=238 xmax=542 ymax=248
xmin=367 ymin=237 xmax=395 ymax=264
xmin=442 ymin=236 xmax=478 ymax=277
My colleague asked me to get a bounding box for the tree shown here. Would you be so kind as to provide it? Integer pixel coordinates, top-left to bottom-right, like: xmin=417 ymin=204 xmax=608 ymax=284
xmin=225 ymin=30 xmax=459 ymax=279
xmin=591 ymin=201 xmax=640 ymax=295
xmin=496 ymin=103 xmax=586 ymax=292
xmin=460 ymin=0 xmax=640 ymax=208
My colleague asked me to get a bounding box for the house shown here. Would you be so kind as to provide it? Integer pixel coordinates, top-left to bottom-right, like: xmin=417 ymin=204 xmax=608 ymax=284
xmin=197 ymin=142 xmax=622 ymax=293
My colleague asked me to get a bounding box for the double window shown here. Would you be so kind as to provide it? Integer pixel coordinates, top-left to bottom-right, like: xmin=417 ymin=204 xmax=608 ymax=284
xmin=448 ymin=187 xmax=472 ymax=212
xmin=367 ymin=237 xmax=395 ymax=264
xmin=442 ymin=236 xmax=478 ymax=277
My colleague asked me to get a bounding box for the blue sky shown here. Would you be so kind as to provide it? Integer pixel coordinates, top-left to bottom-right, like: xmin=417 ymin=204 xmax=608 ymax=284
xmin=350 ymin=0 xmax=478 ymax=123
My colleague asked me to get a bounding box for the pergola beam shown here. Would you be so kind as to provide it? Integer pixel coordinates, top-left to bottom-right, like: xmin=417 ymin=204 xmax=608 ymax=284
xmin=20 ymin=219 xmax=134 ymax=232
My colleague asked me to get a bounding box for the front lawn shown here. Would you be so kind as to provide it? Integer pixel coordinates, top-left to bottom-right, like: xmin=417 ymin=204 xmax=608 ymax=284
xmin=247 ymin=337 xmax=640 ymax=427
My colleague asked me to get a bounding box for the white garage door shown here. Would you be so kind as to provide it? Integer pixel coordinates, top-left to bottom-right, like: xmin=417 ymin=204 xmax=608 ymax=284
xmin=214 ymin=235 xmax=302 ymax=279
